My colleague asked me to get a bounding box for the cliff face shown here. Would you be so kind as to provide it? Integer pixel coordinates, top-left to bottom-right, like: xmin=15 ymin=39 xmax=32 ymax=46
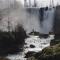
xmin=54 ymin=6 xmax=60 ymax=34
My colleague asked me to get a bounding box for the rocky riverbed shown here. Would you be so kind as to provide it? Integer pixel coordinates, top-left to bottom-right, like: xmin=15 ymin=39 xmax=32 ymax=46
xmin=5 ymin=35 xmax=54 ymax=60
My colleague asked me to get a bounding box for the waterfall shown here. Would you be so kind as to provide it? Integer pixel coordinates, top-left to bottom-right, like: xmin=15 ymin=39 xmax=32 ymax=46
xmin=24 ymin=7 xmax=55 ymax=34
xmin=0 ymin=0 xmax=56 ymax=35
xmin=0 ymin=0 xmax=56 ymax=60
xmin=40 ymin=7 xmax=55 ymax=34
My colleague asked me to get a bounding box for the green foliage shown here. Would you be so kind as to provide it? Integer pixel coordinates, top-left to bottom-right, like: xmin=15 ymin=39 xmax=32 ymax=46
xmin=54 ymin=43 xmax=60 ymax=54
xmin=26 ymin=43 xmax=60 ymax=60
xmin=50 ymin=39 xmax=60 ymax=46
xmin=42 ymin=47 xmax=53 ymax=56
xmin=42 ymin=43 xmax=60 ymax=56
xmin=55 ymin=47 xmax=60 ymax=54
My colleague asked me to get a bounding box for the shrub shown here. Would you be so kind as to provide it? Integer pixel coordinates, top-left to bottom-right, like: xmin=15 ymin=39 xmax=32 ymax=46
xmin=0 ymin=25 xmax=27 ymax=56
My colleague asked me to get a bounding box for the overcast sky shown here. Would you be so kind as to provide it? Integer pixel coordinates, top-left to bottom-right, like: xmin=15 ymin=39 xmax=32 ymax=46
xmin=17 ymin=0 xmax=60 ymax=7
xmin=0 ymin=0 xmax=60 ymax=10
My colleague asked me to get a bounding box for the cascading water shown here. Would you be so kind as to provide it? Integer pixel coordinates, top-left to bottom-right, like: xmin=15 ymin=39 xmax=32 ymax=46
xmin=0 ymin=0 xmax=56 ymax=34
xmin=24 ymin=7 xmax=55 ymax=34
xmin=0 ymin=0 xmax=57 ymax=60
xmin=40 ymin=7 xmax=55 ymax=34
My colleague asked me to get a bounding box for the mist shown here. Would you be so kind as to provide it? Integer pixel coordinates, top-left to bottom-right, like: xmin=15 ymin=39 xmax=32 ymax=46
xmin=0 ymin=0 xmax=55 ymax=34
xmin=40 ymin=8 xmax=55 ymax=34
xmin=0 ymin=0 xmax=40 ymax=33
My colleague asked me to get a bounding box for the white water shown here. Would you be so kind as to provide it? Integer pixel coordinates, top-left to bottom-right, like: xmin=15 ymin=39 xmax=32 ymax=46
xmin=24 ymin=35 xmax=54 ymax=53
xmin=6 ymin=35 xmax=54 ymax=60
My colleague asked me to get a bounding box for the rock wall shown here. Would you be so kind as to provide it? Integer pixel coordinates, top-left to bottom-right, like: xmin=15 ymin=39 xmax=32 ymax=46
xmin=54 ymin=6 xmax=60 ymax=34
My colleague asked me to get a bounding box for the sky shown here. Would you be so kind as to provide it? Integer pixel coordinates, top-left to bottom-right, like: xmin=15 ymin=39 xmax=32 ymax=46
xmin=0 ymin=0 xmax=60 ymax=9
xmin=17 ymin=0 xmax=60 ymax=7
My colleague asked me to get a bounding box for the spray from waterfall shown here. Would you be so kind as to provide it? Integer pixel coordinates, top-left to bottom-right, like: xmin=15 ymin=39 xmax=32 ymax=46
xmin=0 ymin=0 xmax=55 ymax=34
xmin=24 ymin=0 xmax=55 ymax=34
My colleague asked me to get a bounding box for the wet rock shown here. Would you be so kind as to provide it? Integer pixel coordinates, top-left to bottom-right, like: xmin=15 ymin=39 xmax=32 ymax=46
xmin=30 ymin=45 xmax=35 ymax=48
xmin=54 ymin=6 xmax=60 ymax=34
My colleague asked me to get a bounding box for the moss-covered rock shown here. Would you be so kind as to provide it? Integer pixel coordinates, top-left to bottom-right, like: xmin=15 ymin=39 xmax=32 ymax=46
xmin=26 ymin=43 xmax=60 ymax=60
xmin=50 ymin=38 xmax=60 ymax=46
